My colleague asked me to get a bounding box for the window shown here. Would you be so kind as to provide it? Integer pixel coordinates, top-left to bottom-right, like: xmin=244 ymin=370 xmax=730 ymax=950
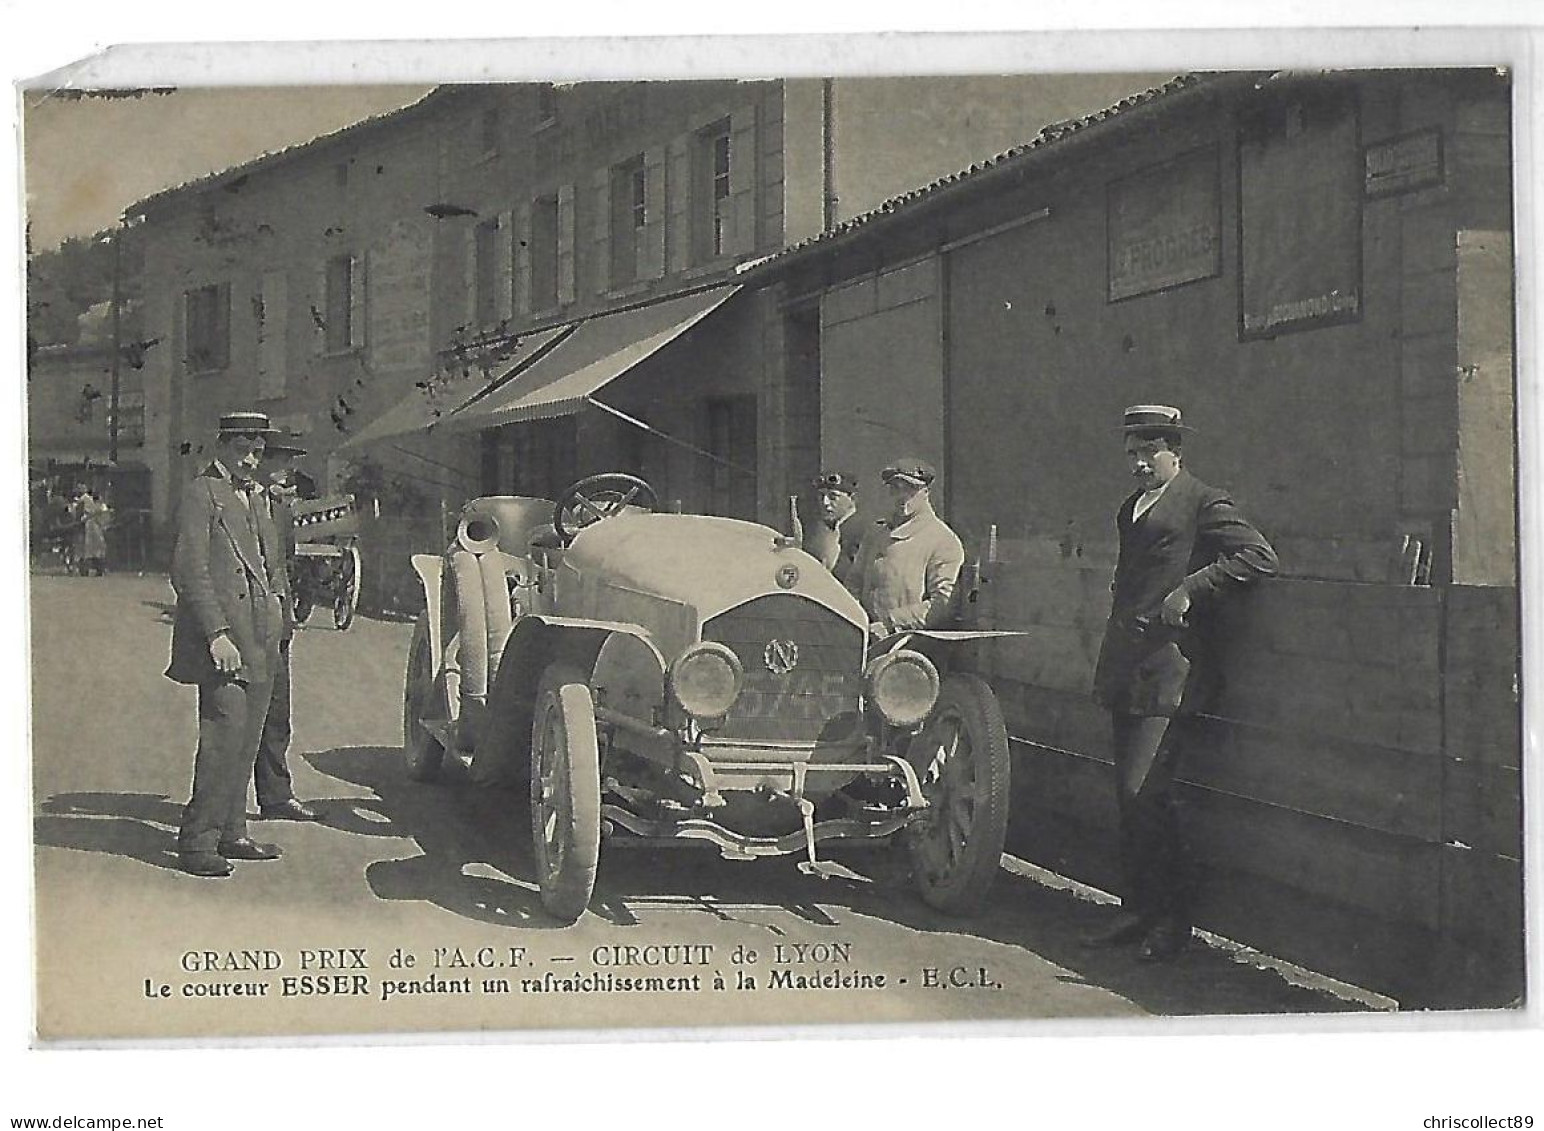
xmin=692 ymin=120 xmax=732 ymax=262
xmin=474 ymin=218 xmax=500 ymax=326
xmin=485 ymin=418 xmax=577 ymax=499
xmin=530 ymin=193 xmax=560 ymax=311
xmin=609 ymin=154 xmax=646 ymax=287
xmin=112 ymin=390 xmax=146 ymax=448
xmin=184 ymin=283 xmax=230 ymax=373
xmin=322 ymin=255 xmax=363 ymax=353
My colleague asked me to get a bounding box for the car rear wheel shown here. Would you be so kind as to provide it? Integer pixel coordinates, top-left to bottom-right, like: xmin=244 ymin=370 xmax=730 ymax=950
xmin=906 ymin=673 xmax=1011 ymax=915
xmin=530 ymin=662 xmax=601 ymax=924
xmin=403 ymin=614 xmax=446 ymax=782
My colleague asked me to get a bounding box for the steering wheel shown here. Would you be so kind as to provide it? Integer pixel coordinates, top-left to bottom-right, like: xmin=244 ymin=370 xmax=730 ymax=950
xmin=553 ymin=473 xmax=658 ymax=543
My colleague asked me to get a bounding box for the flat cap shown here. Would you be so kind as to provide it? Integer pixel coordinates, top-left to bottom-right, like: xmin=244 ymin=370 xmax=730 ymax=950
xmin=881 ymin=458 xmax=937 ymax=487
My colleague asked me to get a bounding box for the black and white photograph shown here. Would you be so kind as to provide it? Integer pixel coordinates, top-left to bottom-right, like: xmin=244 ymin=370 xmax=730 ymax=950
xmin=7 ymin=13 xmax=1542 ymax=1129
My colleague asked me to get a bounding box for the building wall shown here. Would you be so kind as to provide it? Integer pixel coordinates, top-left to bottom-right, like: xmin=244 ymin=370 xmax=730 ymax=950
xmin=772 ymin=70 xmax=1506 ymax=583
xmin=760 ymin=69 xmax=1519 ymax=1004
xmin=817 ymin=258 xmax=947 ymax=529
xmin=136 ymin=75 xmax=1181 ymax=555
xmin=137 ymin=98 xmax=453 ymax=548
xmin=27 ymin=345 xmax=138 ymax=463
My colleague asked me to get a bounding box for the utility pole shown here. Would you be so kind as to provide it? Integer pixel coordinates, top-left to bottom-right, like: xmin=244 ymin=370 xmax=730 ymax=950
xmin=108 ymin=223 xmax=122 ymax=465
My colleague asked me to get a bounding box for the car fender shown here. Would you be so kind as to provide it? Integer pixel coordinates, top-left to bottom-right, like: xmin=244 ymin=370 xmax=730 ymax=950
xmin=476 ymin=615 xmax=663 ymax=767
xmin=410 ymin=554 xmax=445 ymax=677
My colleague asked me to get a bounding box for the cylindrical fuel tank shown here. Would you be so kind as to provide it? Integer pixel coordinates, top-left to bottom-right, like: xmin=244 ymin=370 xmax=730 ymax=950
xmin=456 ymin=496 xmax=553 ymax=556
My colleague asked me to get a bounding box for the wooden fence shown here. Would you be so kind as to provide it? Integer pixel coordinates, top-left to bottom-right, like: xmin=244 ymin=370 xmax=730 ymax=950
xmin=969 ymin=545 xmax=1523 ymax=1008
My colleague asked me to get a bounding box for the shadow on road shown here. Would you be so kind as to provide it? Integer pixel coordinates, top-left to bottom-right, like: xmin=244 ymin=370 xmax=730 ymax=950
xmin=309 ymin=746 xmax=563 ymax=931
xmin=34 ymin=791 xmax=186 ymax=873
xmin=306 ymin=744 xmax=1362 ymax=1016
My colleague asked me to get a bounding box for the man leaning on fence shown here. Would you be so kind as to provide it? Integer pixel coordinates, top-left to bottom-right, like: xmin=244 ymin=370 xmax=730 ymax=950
xmin=1082 ymin=404 xmax=1278 ymax=961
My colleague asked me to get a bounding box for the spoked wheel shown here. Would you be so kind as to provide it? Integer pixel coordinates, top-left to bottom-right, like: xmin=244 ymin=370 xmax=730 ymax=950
xmin=906 ymin=673 xmax=1012 ymax=915
xmin=529 ymin=662 xmax=601 ymax=924
xmin=333 ymin=545 xmax=361 ymax=630
xmin=402 ymin=615 xmax=446 ymax=782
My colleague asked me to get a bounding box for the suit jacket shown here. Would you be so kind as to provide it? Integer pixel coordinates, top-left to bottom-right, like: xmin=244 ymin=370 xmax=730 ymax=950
xmin=165 ymin=464 xmax=289 ymax=686
xmin=1092 ymin=469 xmax=1277 ymax=717
xmin=264 ymin=488 xmax=299 ymax=642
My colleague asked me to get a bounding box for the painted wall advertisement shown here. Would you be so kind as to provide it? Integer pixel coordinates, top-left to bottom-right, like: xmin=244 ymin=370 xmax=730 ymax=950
xmin=1238 ymin=90 xmax=1363 ymax=339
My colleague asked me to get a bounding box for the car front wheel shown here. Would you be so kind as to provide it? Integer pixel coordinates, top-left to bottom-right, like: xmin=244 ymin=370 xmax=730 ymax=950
xmin=402 ymin=614 xmax=446 ymax=782
xmin=905 ymin=672 xmax=1011 ymax=915
xmin=529 ymin=662 xmax=601 ymax=925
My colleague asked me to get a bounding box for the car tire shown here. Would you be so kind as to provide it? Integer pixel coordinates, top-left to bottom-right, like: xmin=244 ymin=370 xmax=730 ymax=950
xmin=529 ymin=662 xmax=601 ymax=925
xmin=403 ymin=614 xmax=446 ymax=782
xmin=905 ymin=672 xmax=1011 ymax=916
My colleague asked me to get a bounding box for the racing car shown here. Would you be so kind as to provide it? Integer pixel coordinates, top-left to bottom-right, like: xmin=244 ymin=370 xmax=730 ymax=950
xmin=403 ymin=473 xmax=1013 ymax=924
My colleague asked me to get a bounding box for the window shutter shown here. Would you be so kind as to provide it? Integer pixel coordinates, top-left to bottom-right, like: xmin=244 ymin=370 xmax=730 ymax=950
xmin=495 ymin=211 xmax=514 ymax=322
xmin=727 ymin=105 xmax=758 ymax=256
xmin=313 ymin=263 xmax=328 ymax=355
xmin=214 ymin=282 xmax=231 ymax=369
xmin=592 ymin=166 xmax=611 ymax=295
xmin=258 ymin=271 xmax=288 ymax=399
xmin=667 ymin=133 xmax=691 ymax=275
xmin=514 ymin=202 xmax=533 ymax=315
xmin=349 ymin=253 xmax=367 ymax=350
xmin=460 ymin=225 xmax=477 ymax=332
xmin=557 ymin=183 xmax=576 ymax=307
xmin=641 ymin=146 xmax=666 ymax=280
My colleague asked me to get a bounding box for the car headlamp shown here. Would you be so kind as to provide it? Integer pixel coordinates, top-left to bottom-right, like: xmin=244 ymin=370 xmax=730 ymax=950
xmin=668 ymin=642 xmax=744 ymax=720
xmin=865 ymin=649 xmax=940 ymax=728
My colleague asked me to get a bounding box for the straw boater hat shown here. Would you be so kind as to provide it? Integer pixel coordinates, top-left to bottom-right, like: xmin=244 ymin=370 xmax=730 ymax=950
xmin=1120 ymin=404 xmax=1196 ymax=434
xmin=217 ymin=410 xmax=283 ymax=437
xmin=880 ymin=458 xmax=937 ymax=488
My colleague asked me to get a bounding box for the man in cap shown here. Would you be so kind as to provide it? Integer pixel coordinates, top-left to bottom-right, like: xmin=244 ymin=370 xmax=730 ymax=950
xmin=846 ymin=458 xmax=965 ymax=640
xmin=165 ymin=411 xmax=291 ymax=876
xmin=792 ymin=471 xmax=862 ymax=577
xmin=1084 ymin=405 xmax=1278 ymax=960
xmin=250 ymin=434 xmax=320 ymax=822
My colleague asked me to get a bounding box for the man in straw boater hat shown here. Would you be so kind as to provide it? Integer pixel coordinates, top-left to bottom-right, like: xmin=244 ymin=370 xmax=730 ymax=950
xmin=165 ymin=411 xmax=292 ymax=877
xmin=249 ymin=432 xmax=321 ymax=823
xmin=1082 ymin=404 xmax=1278 ymax=960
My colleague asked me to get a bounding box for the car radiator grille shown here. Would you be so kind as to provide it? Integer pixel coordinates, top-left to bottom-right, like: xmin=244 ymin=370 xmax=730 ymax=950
xmin=703 ymin=595 xmax=865 ymax=743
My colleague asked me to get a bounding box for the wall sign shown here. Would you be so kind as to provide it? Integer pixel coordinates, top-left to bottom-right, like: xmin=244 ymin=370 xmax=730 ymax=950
xmin=1239 ymin=88 xmax=1363 ymax=339
xmin=1364 ymin=129 xmax=1444 ymax=198
xmin=1107 ymin=147 xmax=1222 ymax=302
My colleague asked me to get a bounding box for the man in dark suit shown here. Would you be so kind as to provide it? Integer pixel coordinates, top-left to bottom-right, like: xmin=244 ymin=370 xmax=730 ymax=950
xmin=251 ymin=434 xmax=320 ymax=822
xmin=166 ymin=411 xmax=291 ymax=877
xmin=1084 ymin=405 xmax=1278 ymax=960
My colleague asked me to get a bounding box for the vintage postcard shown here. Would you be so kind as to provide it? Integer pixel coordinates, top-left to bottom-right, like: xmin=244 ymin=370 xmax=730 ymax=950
xmin=19 ymin=34 xmax=1533 ymax=1055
